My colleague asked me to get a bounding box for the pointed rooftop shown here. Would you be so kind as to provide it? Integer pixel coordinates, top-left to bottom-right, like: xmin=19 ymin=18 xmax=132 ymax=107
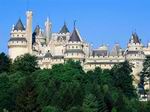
xmin=14 ymin=19 xmax=25 ymax=31
xmin=59 ymin=22 xmax=69 ymax=34
xmin=130 ymin=32 xmax=141 ymax=44
xmin=69 ymin=28 xmax=81 ymax=42
xmin=34 ymin=25 xmax=40 ymax=35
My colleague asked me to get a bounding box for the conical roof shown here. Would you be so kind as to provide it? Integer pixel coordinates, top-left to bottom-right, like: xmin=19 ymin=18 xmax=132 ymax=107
xmin=14 ymin=19 xmax=25 ymax=31
xmin=59 ymin=23 xmax=69 ymax=34
xmin=130 ymin=32 xmax=141 ymax=44
xmin=69 ymin=28 xmax=81 ymax=42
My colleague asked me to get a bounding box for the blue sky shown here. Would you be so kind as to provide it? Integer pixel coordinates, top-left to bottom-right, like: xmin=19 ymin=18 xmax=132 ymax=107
xmin=0 ymin=0 xmax=150 ymax=53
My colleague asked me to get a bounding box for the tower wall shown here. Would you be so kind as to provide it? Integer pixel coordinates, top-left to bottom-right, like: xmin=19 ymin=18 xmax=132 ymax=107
xmin=26 ymin=11 xmax=33 ymax=54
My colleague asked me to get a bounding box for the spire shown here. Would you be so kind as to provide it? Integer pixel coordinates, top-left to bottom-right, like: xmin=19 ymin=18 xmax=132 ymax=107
xmin=69 ymin=28 xmax=81 ymax=42
xmin=130 ymin=32 xmax=141 ymax=44
xmin=59 ymin=22 xmax=69 ymax=34
xmin=14 ymin=18 xmax=25 ymax=31
xmin=74 ymin=20 xmax=77 ymax=29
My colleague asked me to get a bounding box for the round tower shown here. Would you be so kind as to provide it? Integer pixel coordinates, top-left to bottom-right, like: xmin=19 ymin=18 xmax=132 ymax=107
xmin=64 ymin=28 xmax=85 ymax=62
xmin=125 ymin=32 xmax=145 ymax=87
xmin=8 ymin=19 xmax=28 ymax=60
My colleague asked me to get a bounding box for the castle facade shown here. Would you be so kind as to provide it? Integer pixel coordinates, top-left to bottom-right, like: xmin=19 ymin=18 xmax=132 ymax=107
xmin=8 ymin=11 xmax=150 ymax=87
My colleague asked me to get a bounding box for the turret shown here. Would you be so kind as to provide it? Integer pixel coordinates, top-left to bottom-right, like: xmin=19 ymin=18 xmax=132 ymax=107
xmin=57 ymin=22 xmax=70 ymax=42
xmin=125 ymin=32 xmax=145 ymax=87
xmin=65 ymin=27 xmax=85 ymax=62
xmin=8 ymin=19 xmax=28 ymax=60
xmin=26 ymin=11 xmax=33 ymax=54
xmin=128 ymin=32 xmax=143 ymax=51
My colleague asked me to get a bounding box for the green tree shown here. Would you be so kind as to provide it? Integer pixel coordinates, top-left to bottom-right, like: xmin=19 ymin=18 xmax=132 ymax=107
xmin=12 ymin=53 xmax=39 ymax=74
xmin=10 ymin=54 xmax=40 ymax=111
xmin=82 ymin=94 xmax=99 ymax=112
xmin=0 ymin=52 xmax=11 ymax=73
xmin=35 ymin=61 xmax=85 ymax=111
xmin=67 ymin=106 xmax=82 ymax=112
xmin=42 ymin=106 xmax=59 ymax=112
xmin=0 ymin=73 xmax=12 ymax=111
xmin=140 ymin=57 xmax=150 ymax=94
xmin=15 ymin=75 xmax=39 ymax=112
xmin=111 ymin=61 xmax=136 ymax=99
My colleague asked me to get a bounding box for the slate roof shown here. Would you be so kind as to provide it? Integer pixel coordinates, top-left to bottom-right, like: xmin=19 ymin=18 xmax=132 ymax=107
xmin=32 ymin=25 xmax=40 ymax=44
xmin=34 ymin=25 xmax=40 ymax=35
xmin=130 ymin=32 xmax=141 ymax=44
xmin=59 ymin=23 xmax=69 ymax=34
xmin=69 ymin=29 xmax=81 ymax=42
xmin=44 ymin=52 xmax=52 ymax=58
xmin=93 ymin=50 xmax=108 ymax=56
xmin=9 ymin=38 xmax=27 ymax=42
xmin=14 ymin=19 xmax=25 ymax=31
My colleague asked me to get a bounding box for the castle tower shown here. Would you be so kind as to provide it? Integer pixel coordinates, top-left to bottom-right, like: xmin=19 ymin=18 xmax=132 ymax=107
xmin=45 ymin=17 xmax=52 ymax=44
xmin=26 ymin=11 xmax=33 ymax=54
xmin=64 ymin=28 xmax=85 ymax=62
xmin=125 ymin=32 xmax=145 ymax=87
xmin=8 ymin=19 xmax=28 ymax=60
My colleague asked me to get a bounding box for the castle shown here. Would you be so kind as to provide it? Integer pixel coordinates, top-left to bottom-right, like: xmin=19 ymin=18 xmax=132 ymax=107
xmin=8 ymin=11 xmax=150 ymax=88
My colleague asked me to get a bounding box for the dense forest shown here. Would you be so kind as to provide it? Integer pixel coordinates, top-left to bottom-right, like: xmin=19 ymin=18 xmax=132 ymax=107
xmin=0 ymin=52 xmax=150 ymax=112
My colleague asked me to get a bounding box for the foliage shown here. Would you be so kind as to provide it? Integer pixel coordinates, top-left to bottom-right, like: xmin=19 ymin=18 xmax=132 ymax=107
xmin=82 ymin=94 xmax=99 ymax=112
xmin=111 ymin=61 xmax=136 ymax=99
xmin=139 ymin=56 xmax=150 ymax=94
xmin=42 ymin=106 xmax=60 ymax=112
xmin=0 ymin=52 xmax=11 ymax=74
xmin=11 ymin=53 xmax=39 ymax=74
xmin=0 ymin=53 xmax=150 ymax=112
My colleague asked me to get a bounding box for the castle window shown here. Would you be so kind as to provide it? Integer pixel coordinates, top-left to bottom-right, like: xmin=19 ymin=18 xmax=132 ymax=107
xmin=76 ymin=46 xmax=78 ymax=48
xmin=17 ymin=35 xmax=19 ymax=37
xmin=72 ymin=46 xmax=74 ymax=48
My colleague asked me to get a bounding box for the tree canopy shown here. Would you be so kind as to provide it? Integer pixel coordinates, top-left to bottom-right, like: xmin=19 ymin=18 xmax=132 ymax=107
xmin=0 ymin=53 xmax=150 ymax=112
